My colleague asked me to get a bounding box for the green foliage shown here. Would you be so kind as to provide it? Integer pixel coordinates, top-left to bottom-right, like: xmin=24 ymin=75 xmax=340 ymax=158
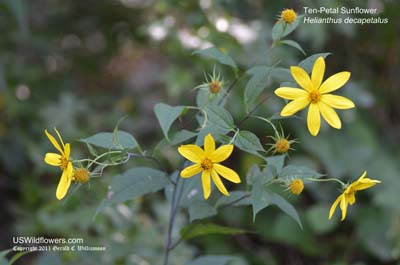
xmin=96 ymin=167 xmax=169 ymax=214
xmin=251 ymin=183 xmax=302 ymax=229
xmin=180 ymin=223 xmax=249 ymax=241
xmin=215 ymin=191 xmax=251 ymax=208
xmin=193 ymin=47 xmax=237 ymax=69
xmin=279 ymin=165 xmax=323 ymax=180
xmin=272 ymin=15 xmax=304 ymax=42
xmin=80 ymin=131 xmax=138 ymax=150
xmin=298 ymin=53 xmax=331 ymax=73
xmin=234 ymin=131 xmax=265 ymax=157
xmin=154 ymin=103 xmax=186 ymax=141
xmin=205 ymin=105 xmax=235 ymax=134
xmin=280 ymin=40 xmax=306 ymax=55
xmin=186 ymin=255 xmax=237 ymax=265
xmin=244 ymin=67 xmax=271 ymax=108
xmin=188 ymin=200 xmax=217 ymax=222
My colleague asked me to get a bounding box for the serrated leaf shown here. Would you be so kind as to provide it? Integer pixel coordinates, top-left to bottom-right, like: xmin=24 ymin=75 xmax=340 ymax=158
xmin=188 ymin=200 xmax=217 ymax=222
xmin=251 ymin=185 xmax=302 ymax=228
xmin=186 ymin=255 xmax=237 ymax=265
xmin=95 ymin=167 xmax=169 ymax=215
xmin=80 ymin=131 xmax=138 ymax=150
xmin=246 ymin=164 xmax=272 ymax=186
xmin=205 ymin=105 xmax=235 ymax=134
xmin=215 ymin=191 xmax=251 ymax=208
xmin=154 ymin=103 xmax=186 ymax=141
xmin=244 ymin=67 xmax=271 ymax=106
xmin=180 ymin=223 xmax=249 ymax=241
xmin=234 ymin=131 xmax=264 ymax=156
xmin=272 ymin=15 xmax=304 ymax=41
xmin=280 ymin=40 xmax=306 ymax=55
xmin=298 ymin=53 xmax=331 ymax=73
xmin=193 ymin=47 xmax=237 ymax=69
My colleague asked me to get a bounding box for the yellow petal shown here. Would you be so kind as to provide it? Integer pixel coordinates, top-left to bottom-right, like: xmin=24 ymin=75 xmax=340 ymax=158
xmin=54 ymin=128 xmax=65 ymax=148
xmin=44 ymin=153 xmax=62 ymax=166
xmin=357 ymin=171 xmax=368 ymax=181
xmin=340 ymin=194 xmax=348 ymax=221
xmin=201 ymin=170 xmax=211 ymax=199
xmin=180 ymin=164 xmax=202 ymax=178
xmin=329 ymin=194 xmax=342 ymax=220
xmin=353 ymin=179 xmax=381 ymax=191
xmin=319 ymin=71 xmax=351 ymax=94
xmin=307 ymin=103 xmax=321 ymax=136
xmin=204 ymin=134 xmax=215 ymax=155
xmin=280 ymin=97 xmax=310 ymax=116
xmin=290 ymin=66 xmax=313 ymax=91
xmin=321 ymin=94 xmax=355 ymax=109
xmin=211 ymin=169 xmax=229 ymax=196
xmin=45 ymin=129 xmax=64 ymax=155
xmin=274 ymin=87 xmax=308 ymax=100
xmin=209 ymin=145 xmax=233 ymax=163
xmin=319 ymin=101 xmax=342 ymax=129
xmin=64 ymin=143 xmax=71 ymax=160
xmin=311 ymin=57 xmax=325 ymax=90
xmin=213 ymin=164 xmax=241 ymax=183
xmin=347 ymin=192 xmax=356 ymax=205
xmin=178 ymin=144 xmax=204 ymax=163
xmin=56 ymin=162 xmax=73 ymax=200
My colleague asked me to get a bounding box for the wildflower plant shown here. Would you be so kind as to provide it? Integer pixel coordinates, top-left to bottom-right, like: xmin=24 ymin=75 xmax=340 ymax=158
xmin=41 ymin=9 xmax=381 ymax=265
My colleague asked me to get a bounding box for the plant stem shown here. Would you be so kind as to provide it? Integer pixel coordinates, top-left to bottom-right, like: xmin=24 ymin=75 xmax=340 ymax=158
xmin=306 ymin=177 xmax=346 ymax=187
xmin=217 ymin=71 xmax=245 ymax=106
xmin=236 ymin=94 xmax=272 ymax=129
xmin=163 ymin=176 xmax=183 ymax=265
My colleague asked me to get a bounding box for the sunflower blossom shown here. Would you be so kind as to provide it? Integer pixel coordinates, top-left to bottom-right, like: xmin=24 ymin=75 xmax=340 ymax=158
xmin=178 ymin=134 xmax=241 ymax=199
xmin=44 ymin=128 xmax=74 ymax=200
xmin=275 ymin=56 xmax=355 ymax=136
xmin=329 ymin=171 xmax=381 ymax=221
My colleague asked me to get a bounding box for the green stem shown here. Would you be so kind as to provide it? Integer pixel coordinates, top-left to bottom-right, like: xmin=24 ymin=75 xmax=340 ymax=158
xmin=306 ymin=177 xmax=346 ymax=187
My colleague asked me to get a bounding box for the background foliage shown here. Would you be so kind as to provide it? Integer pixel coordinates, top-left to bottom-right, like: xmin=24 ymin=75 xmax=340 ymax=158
xmin=0 ymin=0 xmax=399 ymax=264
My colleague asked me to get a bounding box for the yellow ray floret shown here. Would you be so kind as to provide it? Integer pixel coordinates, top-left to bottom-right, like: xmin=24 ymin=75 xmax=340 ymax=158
xmin=274 ymin=56 xmax=355 ymax=136
xmin=44 ymin=128 xmax=74 ymax=200
xmin=329 ymin=171 xmax=381 ymax=221
xmin=178 ymin=134 xmax=241 ymax=199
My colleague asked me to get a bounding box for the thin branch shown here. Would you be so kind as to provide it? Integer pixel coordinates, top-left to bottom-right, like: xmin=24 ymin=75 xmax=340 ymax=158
xmin=237 ymin=94 xmax=272 ymax=129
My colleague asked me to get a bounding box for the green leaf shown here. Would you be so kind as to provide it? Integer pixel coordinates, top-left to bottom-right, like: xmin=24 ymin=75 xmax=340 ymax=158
xmin=205 ymin=105 xmax=235 ymax=134
xmin=155 ymin=130 xmax=197 ymax=151
xmin=186 ymin=255 xmax=237 ymax=265
xmin=234 ymin=131 xmax=264 ymax=156
xmin=188 ymin=200 xmax=217 ymax=222
xmin=246 ymin=165 xmax=272 ymax=186
xmin=193 ymin=47 xmax=237 ymax=69
xmin=154 ymin=103 xmax=186 ymax=141
xmin=244 ymin=67 xmax=271 ymax=106
xmin=279 ymin=165 xmax=323 ymax=180
xmin=95 ymin=167 xmax=169 ymax=215
xmin=215 ymin=191 xmax=251 ymax=208
xmin=265 ymin=155 xmax=286 ymax=175
xmin=80 ymin=131 xmax=138 ymax=150
xmin=270 ymin=67 xmax=292 ymax=83
xmin=298 ymin=53 xmax=331 ymax=73
xmin=0 ymin=250 xmax=10 ymax=261
xmin=280 ymin=40 xmax=306 ymax=55
xmin=251 ymin=185 xmax=302 ymax=228
xmin=180 ymin=223 xmax=249 ymax=241
xmin=272 ymin=15 xmax=304 ymax=42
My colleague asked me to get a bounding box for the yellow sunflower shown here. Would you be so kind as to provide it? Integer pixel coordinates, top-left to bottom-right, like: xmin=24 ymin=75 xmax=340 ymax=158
xmin=44 ymin=129 xmax=74 ymax=200
xmin=329 ymin=171 xmax=381 ymax=221
xmin=178 ymin=134 xmax=241 ymax=199
xmin=275 ymin=56 xmax=355 ymax=136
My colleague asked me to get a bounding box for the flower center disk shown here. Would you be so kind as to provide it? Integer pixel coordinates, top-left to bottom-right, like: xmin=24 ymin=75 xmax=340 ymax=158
xmin=309 ymin=90 xmax=321 ymax=103
xmin=201 ymin=158 xmax=213 ymax=170
xmin=60 ymin=156 xmax=69 ymax=170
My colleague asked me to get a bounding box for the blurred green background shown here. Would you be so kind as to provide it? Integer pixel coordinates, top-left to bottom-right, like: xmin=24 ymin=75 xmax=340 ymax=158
xmin=0 ymin=0 xmax=399 ymax=264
